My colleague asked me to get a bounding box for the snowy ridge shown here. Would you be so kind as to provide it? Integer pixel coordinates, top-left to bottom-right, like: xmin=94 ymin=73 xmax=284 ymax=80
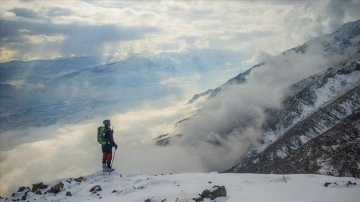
xmin=231 ymin=60 xmax=360 ymax=174
xmin=258 ymin=54 xmax=360 ymax=154
xmin=231 ymin=91 xmax=360 ymax=176
xmin=190 ymin=20 xmax=360 ymax=104
xmin=188 ymin=21 xmax=360 ymax=176
xmin=1 ymin=171 xmax=359 ymax=202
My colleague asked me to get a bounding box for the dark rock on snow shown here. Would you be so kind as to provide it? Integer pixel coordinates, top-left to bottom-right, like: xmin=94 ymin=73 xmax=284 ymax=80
xmin=193 ymin=185 xmax=227 ymax=202
xmin=48 ymin=182 xmax=64 ymax=194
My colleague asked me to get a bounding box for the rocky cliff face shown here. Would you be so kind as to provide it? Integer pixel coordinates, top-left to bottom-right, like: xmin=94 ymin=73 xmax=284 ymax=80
xmin=230 ymin=109 xmax=359 ymax=177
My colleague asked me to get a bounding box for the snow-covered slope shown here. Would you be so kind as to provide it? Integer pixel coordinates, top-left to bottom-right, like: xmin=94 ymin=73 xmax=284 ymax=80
xmin=169 ymin=20 xmax=360 ymax=177
xmin=1 ymin=171 xmax=359 ymax=202
xmin=229 ymin=41 xmax=360 ymax=176
xmin=190 ymin=20 xmax=360 ymax=104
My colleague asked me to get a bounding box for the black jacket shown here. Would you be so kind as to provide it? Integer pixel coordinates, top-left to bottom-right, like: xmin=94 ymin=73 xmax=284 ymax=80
xmin=101 ymin=126 xmax=117 ymax=153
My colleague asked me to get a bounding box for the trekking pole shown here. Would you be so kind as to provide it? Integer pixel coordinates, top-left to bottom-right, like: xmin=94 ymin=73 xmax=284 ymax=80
xmin=111 ymin=149 xmax=116 ymax=168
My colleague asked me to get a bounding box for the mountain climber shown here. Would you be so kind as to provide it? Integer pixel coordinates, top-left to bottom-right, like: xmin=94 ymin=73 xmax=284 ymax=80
xmin=101 ymin=120 xmax=118 ymax=171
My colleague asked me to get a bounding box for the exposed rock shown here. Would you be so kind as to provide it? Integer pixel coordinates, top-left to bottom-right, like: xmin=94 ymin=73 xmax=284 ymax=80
xmin=66 ymin=191 xmax=72 ymax=196
xmin=193 ymin=185 xmax=227 ymax=202
xmin=74 ymin=176 xmax=86 ymax=183
xmin=17 ymin=186 xmax=29 ymax=192
xmin=230 ymin=110 xmax=360 ymax=177
xmin=21 ymin=191 xmax=29 ymax=201
xmin=324 ymin=182 xmax=332 ymax=187
xmin=324 ymin=181 xmax=357 ymax=187
xmin=144 ymin=197 xmax=166 ymax=202
xmin=32 ymin=182 xmax=48 ymax=192
xmin=35 ymin=190 xmax=42 ymax=195
xmin=48 ymin=182 xmax=64 ymax=194
xmin=347 ymin=181 xmax=357 ymax=186
xmin=324 ymin=182 xmax=339 ymax=187
xmin=90 ymin=185 xmax=102 ymax=194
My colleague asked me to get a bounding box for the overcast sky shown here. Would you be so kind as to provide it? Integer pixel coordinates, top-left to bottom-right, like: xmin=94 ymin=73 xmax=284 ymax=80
xmin=0 ymin=0 xmax=359 ymax=63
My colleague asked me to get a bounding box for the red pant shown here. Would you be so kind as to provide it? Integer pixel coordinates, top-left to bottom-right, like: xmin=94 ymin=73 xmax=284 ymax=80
xmin=103 ymin=153 xmax=112 ymax=163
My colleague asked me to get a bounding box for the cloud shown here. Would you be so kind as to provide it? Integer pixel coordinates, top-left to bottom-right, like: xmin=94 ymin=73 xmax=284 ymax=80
xmin=46 ymin=7 xmax=73 ymax=17
xmin=9 ymin=7 xmax=41 ymax=19
xmin=0 ymin=48 xmax=19 ymax=62
xmin=160 ymin=77 xmax=183 ymax=86
xmin=0 ymin=123 xmax=100 ymax=196
xmin=324 ymin=0 xmax=359 ymax=30
xmin=0 ymin=101 xmax=199 ymax=196
xmin=172 ymin=41 xmax=332 ymax=173
xmin=22 ymin=34 xmax=66 ymax=44
xmin=0 ymin=18 xmax=156 ymax=60
xmin=1 ymin=0 xmax=359 ymax=62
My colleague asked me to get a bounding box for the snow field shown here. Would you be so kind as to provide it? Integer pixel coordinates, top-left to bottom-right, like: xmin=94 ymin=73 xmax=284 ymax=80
xmin=3 ymin=171 xmax=359 ymax=202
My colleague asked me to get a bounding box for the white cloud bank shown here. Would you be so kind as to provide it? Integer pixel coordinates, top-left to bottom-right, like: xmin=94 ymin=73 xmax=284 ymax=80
xmin=0 ymin=101 xmax=201 ymax=196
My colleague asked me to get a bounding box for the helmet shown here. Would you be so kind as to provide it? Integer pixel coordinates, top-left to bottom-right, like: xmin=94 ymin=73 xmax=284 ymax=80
xmin=103 ymin=120 xmax=111 ymax=126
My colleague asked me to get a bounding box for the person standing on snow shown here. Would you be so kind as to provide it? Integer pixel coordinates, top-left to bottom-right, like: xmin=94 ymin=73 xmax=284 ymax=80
xmin=101 ymin=119 xmax=118 ymax=171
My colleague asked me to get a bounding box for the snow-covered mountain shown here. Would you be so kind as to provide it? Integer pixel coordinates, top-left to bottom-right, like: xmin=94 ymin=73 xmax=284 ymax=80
xmin=1 ymin=171 xmax=359 ymax=202
xmin=227 ymin=21 xmax=360 ymax=177
xmin=168 ymin=20 xmax=360 ymax=177
xmin=0 ymin=49 xmax=246 ymax=132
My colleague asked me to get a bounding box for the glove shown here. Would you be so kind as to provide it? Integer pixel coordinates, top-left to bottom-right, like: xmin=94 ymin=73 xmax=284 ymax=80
xmin=114 ymin=144 xmax=118 ymax=150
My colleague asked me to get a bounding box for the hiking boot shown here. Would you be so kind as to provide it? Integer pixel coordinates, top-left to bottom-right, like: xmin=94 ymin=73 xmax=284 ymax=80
xmin=107 ymin=168 xmax=115 ymax=172
xmin=106 ymin=165 xmax=114 ymax=172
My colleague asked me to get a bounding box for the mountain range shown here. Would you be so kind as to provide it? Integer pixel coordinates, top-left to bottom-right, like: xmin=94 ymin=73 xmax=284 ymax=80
xmin=0 ymin=49 xmax=246 ymax=132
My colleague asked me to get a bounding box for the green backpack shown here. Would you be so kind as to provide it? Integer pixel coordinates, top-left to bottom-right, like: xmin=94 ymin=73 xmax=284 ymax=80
xmin=97 ymin=126 xmax=109 ymax=145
